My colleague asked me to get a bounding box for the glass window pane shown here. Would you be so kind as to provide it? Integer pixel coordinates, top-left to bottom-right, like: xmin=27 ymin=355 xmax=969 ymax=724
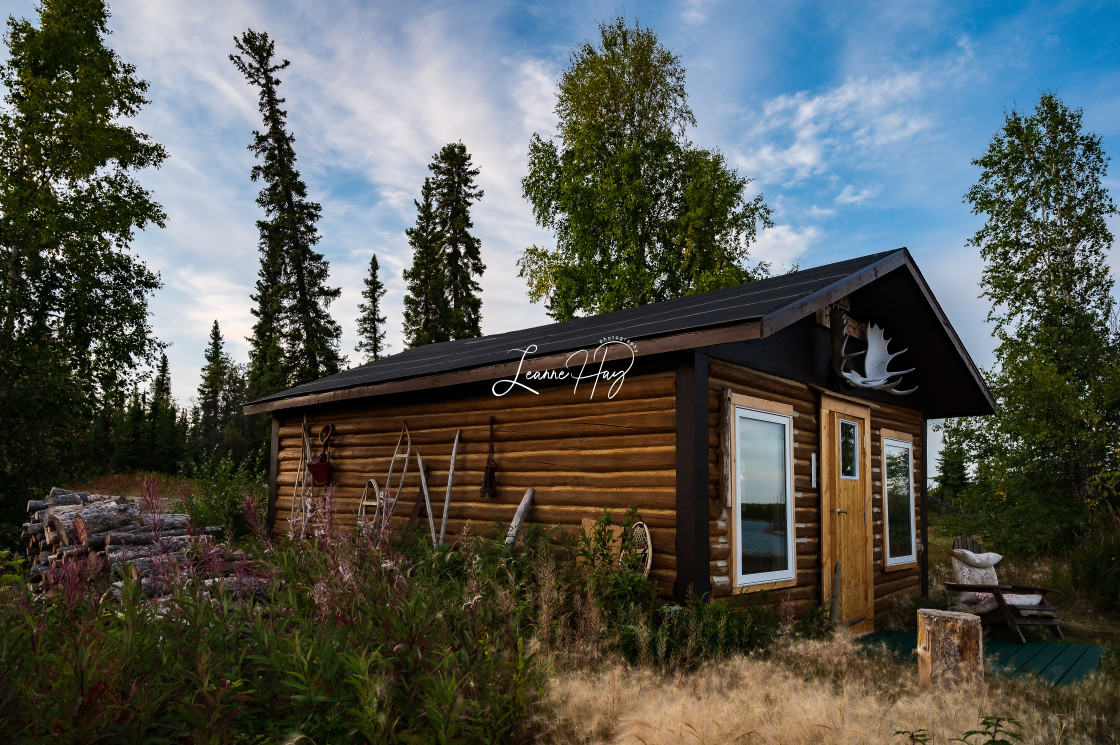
xmin=885 ymin=442 xmax=914 ymax=560
xmin=840 ymin=420 xmax=858 ymax=479
xmin=737 ymin=414 xmax=789 ymax=576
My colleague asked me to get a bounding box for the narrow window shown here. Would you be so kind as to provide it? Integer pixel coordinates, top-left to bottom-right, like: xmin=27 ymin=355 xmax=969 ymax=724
xmin=839 ymin=419 xmax=859 ymax=480
xmin=734 ymin=405 xmax=795 ymax=586
xmin=883 ymin=438 xmax=916 ymax=565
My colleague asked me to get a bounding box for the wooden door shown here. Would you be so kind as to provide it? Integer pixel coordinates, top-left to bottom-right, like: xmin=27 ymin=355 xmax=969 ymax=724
xmin=820 ymin=396 xmax=873 ymax=632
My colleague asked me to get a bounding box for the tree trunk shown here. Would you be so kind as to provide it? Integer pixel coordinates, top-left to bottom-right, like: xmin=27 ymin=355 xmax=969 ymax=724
xmin=917 ymin=609 xmax=983 ymax=687
xmin=48 ymin=501 xmax=142 ymax=544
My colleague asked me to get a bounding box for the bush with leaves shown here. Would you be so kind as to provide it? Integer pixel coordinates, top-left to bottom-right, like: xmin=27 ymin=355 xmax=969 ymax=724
xmin=179 ymin=450 xmax=266 ymax=540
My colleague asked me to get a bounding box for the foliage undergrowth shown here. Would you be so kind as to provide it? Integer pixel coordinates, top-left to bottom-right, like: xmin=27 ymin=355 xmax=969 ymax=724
xmin=0 ymin=494 xmax=541 ymax=743
xmin=179 ymin=452 xmax=267 ymax=541
xmin=0 ymin=501 xmax=835 ymax=742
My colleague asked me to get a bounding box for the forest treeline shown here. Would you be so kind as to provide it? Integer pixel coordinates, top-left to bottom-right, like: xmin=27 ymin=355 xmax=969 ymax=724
xmin=0 ymin=6 xmax=775 ymax=547
xmin=1 ymin=1 xmax=1117 ymax=567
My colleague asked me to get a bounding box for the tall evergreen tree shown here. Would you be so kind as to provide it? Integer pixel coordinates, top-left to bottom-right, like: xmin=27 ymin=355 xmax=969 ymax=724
xmin=231 ymin=29 xmax=343 ymax=391
xmin=355 ymin=253 xmax=389 ymax=362
xmin=430 ymin=142 xmax=485 ymax=339
xmin=146 ymin=353 xmax=180 ymax=473
xmin=402 ymin=178 xmax=450 ymax=348
xmin=0 ymin=0 xmax=166 ymax=531
xmin=196 ymin=321 xmax=231 ymax=453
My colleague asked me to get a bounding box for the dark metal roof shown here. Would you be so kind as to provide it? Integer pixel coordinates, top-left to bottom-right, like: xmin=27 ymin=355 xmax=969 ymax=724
xmin=246 ymin=248 xmax=994 ymax=416
xmin=249 ymin=250 xmax=896 ymax=403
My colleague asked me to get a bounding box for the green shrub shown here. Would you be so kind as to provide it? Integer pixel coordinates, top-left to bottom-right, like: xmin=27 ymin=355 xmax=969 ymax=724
xmin=181 ymin=450 xmax=266 ymax=539
xmin=1069 ymin=508 xmax=1120 ymax=611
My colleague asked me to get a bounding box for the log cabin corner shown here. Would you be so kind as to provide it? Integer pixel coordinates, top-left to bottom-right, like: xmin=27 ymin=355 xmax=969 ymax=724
xmin=244 ymin=248 xmax=994 ymax=632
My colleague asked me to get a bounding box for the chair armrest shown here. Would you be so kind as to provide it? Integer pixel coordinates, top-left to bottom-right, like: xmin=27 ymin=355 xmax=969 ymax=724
xmin=944 ymin=583 xmax=1011 ymax=593
xmin=1004 ymin=584 xmax=1061 ymax=595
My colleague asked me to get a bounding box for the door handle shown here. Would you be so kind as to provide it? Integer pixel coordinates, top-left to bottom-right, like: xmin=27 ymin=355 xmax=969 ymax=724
xmin=836 ymin=509 xmax=848 ymax=515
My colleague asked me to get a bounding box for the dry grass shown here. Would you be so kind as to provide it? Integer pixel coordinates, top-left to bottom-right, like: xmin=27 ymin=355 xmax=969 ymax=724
xmin=68 ymin=470 xmax=186 ymax=499
xmin=537 ymin=633 xmax=1120 ymax=744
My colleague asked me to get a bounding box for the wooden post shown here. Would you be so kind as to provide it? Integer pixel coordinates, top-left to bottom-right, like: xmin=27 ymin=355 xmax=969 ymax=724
xmin=916 ymin=609 xmax=983 ymax=687
xmin=504 ymin=489 xmax=535 ymax=546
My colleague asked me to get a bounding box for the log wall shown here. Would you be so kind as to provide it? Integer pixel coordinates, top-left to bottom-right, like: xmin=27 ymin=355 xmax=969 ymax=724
xmin=273 ymin=371 xmax=679 ymax=592
xmin=706 ymin=357 xmax=925 ymax=615
xmin=707 ymin=359 xmax=822 ymax=605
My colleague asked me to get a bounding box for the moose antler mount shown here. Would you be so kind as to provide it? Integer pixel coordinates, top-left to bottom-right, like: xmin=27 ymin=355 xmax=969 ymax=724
xmin=828 ymin=305 xmax=917 ymax=396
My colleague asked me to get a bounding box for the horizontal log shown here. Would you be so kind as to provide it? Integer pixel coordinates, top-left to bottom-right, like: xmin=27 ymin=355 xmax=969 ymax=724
xmin=278 ymin=371 xmax=675 ymax=425
xmin=275 ymin=481 xmax=678 ymax=511
xmin=33 ymin=502 xmax=86 ymax=525
xmin=49 ymin=501 xmax=143 ymax=545
xmin=278 ymin=393 xmax=676 ymax=438
xmin=107 ymin=534 xmax=209 ymax=555
xmin=287 ymin=431 xmax=678 ymax=460
xmin=875 ymin=572 xmax=921 ymax=598
xmin=290 ymin=449 xmax=676 ymax=476
xmin=45 ymin=490 xmax=91 ymax=507
xmin=279 ymin=406 xmax=679 ymax=446
xmin=114 ymin=552 xmax=188 ymax=580
xmin=102 ymin=526 xmax=222 ymax=547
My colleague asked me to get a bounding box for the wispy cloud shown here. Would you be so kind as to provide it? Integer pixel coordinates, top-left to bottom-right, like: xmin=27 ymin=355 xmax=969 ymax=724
xmin=733 ymin=71 xmax=932 ymax=185
xmin=834 ymin=184 xmax=880 ymax=206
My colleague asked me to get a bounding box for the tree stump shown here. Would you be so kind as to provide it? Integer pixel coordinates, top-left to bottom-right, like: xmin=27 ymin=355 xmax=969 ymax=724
xmin=917 ymin=609 xmax=983 ymax=687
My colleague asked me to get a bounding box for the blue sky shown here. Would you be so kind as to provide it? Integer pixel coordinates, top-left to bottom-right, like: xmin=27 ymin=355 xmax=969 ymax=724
xmin=5 ymin=0 xmax=1120 ymax=421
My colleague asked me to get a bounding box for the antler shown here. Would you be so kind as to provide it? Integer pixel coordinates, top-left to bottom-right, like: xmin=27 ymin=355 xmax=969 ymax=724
xmin=839 ymin=322 xmax=917 ymax=396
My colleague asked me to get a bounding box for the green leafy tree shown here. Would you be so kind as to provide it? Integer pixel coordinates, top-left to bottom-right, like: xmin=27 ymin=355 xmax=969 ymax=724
xmin=949 ymin=93 xmax=1120 ymax=553
xmin=231 ymin=29 xmax=343 ymax=390
xmin=430 ymin=142 xmax=485 ymax=339
xmin=355 ymin=252 xmax=389 ymax=362
xmin=0 ymin=0 xmax=166 ymax=539
xmin=402 ymin=178 xmax=450 ymax=348
xmin=519 ymin=16 xmax=772 ymax=320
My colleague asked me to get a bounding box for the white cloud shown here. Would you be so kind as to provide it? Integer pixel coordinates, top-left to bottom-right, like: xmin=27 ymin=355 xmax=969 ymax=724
xmin=733 ymin=71 xmax=932 ymax=185
xmin=834 ymin=184 xmax=880 ymax=206
xmin=750 ymin=224 xmax=820 ymax=271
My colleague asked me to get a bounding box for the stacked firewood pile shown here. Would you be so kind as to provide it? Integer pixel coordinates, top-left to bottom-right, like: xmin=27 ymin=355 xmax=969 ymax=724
xmin=21 ymin=487 xmax=266 ymax=600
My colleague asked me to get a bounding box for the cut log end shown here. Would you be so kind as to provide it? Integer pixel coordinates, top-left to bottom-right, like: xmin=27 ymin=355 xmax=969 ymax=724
xmin=916 ymin=608 xmax=983 ymax=688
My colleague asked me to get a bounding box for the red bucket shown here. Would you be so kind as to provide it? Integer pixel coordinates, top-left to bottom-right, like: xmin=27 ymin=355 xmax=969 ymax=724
xmin=308 ymin=460 xmax=330 ymax=486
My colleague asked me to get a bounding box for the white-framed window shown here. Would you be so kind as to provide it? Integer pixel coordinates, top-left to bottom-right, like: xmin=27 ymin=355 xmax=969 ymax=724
xmin=732 ymin=403 xmax=796 ymax=587
xmin=882 ymin=437 xmax=916 ymax=566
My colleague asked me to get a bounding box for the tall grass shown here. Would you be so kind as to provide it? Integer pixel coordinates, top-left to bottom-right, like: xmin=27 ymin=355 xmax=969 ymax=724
xmin=537 ymin=634 xmax=1120 ymax=744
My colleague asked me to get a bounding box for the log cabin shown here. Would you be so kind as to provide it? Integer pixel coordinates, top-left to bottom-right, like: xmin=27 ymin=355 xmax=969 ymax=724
xmin=244 ymin=248 xmax=994 ymax=631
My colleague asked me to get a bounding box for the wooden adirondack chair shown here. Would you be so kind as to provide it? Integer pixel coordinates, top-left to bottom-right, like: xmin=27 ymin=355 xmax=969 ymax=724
xmin=944 ymin=536 xmax=1063 ymax=644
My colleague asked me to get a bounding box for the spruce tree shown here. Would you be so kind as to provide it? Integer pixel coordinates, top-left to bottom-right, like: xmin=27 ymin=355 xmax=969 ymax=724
xmin=402 ymin=178 xmax=450 ymax=348
xmin=147 ymin=353 xmax=180 ymax=472
xmin=231 ymin=29 xmax=343 ymax=390
xmin=430 ymin=142 xmax=485 ymax=339
xmin=196 ymin=320 xmax=230 ymax=453
xmin=356 ymin=253 xmax=389 ymax=362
